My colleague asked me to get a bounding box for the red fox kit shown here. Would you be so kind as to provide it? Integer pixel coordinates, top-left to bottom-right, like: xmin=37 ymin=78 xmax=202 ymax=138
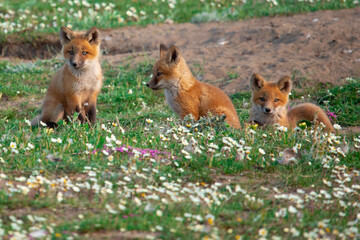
xmin=249 ymin=73 xmax=334 ymax=132
xmin=146 ymin=44 xmax=241 ymax=129
xmin=31 ymin=26 xmax=102 ymax=128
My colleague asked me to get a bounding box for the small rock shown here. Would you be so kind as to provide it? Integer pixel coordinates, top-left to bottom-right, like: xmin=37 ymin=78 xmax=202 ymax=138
xmin=164 ymin=19 xmax=174 ymax=24
xmin=46 ymin=154 xmax=62 ymax=162
xmin=217 ymin=38 xmax=228 ymax=46
xmin=312 ymin=18 xmax=319 ymax=23
xmin=277 ymin=148 xmax=299 ymax=165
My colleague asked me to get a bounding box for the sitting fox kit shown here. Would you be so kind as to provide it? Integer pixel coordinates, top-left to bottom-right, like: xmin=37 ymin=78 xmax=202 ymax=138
xmin=146 ymin=44 xmax=241 ymax=129
xmin=249 ymin=73 xmax=334 ymax=132
xmin=31 ymin=26 xmax=102 ymax=128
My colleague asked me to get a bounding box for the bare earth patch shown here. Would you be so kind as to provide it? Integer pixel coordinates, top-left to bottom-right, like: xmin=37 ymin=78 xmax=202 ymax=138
xmin=2 ymin=8 xmax=360 ymax=94
xmin=85 ymin=231 xmax=159 ymax=240
xmin=0 ymin=96 xmax=41 ymax=111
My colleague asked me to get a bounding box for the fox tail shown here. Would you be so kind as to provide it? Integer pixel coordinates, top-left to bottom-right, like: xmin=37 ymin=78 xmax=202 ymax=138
xmin=287 ymin=103 xmax=335 ymax=132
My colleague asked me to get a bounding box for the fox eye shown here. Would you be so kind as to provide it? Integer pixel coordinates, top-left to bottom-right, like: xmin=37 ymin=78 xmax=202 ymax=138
xmin=274 ymin=98 xmax=279 ymax=102
xmin=259 ymin=97 xmax=265 ymax=101
xmin=82 ymin=52 xmax=87 ymax=56
xmin=157 ymin=72 xmax=162 ymax=77
xmin=69 ymin=51 xmax=74 ymax=55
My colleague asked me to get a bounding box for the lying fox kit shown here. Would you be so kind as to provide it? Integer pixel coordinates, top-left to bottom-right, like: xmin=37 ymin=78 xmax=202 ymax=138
xmin=31 ymin=26 xmax=102 ymax=128
xmin=249 ymin=73 xmax=334 ymax=132
xmin=147 ymin=44 xmax=240 ymax=129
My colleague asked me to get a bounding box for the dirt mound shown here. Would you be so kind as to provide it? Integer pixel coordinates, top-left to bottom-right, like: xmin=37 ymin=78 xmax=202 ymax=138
xmin=2 ymin=7 xmax=360 ymax=93
xmin=1 ymin=34 xmax=60 ymax=59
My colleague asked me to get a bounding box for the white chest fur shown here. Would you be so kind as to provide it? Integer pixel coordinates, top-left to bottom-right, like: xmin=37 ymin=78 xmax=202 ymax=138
xmin=165 ymin=89 xmax=181 ymax=115
xmin=70 ymin=62 xmax=102 ymax=94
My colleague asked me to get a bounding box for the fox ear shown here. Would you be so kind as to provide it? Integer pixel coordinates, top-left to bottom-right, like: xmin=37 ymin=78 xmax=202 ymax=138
xmin=277 ymin=76 xmax=292 ymax=93
xmin=84 ymin=27 xmax=101 ymax=45
xmin=59 ymin=27 xmax=75 ymax=46
xmin=250 ymin=73 xmax=266 ymax=91
xmin=166 ymin=46 xmax=180 ymax=65
xmin=160 ymin=43 xmax=168 ymax=59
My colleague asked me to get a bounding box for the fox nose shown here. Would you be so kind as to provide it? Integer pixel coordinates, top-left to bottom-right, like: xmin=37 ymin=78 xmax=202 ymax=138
xmin=146 ymin=83 xmax=149 ymax=88
xmin=264 ymin=108 xmax=272 ymax=113
xmin=72 ymin=62 xmax=78 ymax=67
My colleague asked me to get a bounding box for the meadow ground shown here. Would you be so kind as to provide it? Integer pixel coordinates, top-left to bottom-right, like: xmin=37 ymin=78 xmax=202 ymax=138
xmin=1 ymin=1 xmax=360 ymax=240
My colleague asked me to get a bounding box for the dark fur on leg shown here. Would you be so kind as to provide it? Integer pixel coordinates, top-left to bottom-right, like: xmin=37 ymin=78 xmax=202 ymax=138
xmin=46 ymin=122 xmax=58 ymax=129
xmin=75 ymin=105 xmax=86 ymax=123
xmin=87 ymin=104 xmax=97 ymax=124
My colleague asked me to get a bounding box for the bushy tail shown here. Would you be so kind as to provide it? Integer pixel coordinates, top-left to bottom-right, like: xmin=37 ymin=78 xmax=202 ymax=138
xmin=287 ymin=103 xmax=335 ymax=132
xmin=30 ymin=115 xmax=40 ymax=127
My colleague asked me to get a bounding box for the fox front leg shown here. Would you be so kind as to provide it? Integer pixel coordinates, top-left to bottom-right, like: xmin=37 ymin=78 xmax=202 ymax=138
xmin=87 ymin=103 xmax=96 ymax=124
xmin=75 ymin=105 xmax=86 ymax=123
xmin=86 ymin=92 xmax=99 ymax=125
xmin=65 ymin=95 xmax=86 ymax=123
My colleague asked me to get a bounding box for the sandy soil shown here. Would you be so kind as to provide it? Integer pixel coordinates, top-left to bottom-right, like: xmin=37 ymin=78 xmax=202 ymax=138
xmin=1 ymin=7 xmax=360 ymax=94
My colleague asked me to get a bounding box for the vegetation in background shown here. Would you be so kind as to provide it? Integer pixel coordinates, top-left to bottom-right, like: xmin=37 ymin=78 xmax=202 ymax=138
xmin=0 ymin=0 xmax=358 ymax=43
xmin=1 ymin=0 xmax=360 ymax=238
xmin=0 ymin=59 xmax=359 ymax=239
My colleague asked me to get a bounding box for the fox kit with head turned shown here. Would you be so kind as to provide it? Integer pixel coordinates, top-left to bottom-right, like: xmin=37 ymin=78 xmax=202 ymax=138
xmin=31 ymin=26 xmax=102 ymax=128
xmin=146 ymin=44 xmax=240 ymax=129
xmin=249 ymin=73 xmax=334 ymax=132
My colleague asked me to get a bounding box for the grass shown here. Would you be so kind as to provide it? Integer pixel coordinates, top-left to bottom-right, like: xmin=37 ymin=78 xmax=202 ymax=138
xmin=0 ymin=58 xmax=359 ymax=239
xmin=0 ymin=0 xmax=358 ymax=44
xmin=1 ymin=1 xmax=360 ymax=238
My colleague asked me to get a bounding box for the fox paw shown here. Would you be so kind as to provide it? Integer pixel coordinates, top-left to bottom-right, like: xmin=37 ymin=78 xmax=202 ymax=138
xmin=46 ymin=122 xmax=58 ymax=129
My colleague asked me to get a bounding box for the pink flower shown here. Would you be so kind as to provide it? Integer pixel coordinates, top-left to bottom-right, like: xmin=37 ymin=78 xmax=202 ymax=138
xmin=326 ymin=109 xmax=337 ymax=122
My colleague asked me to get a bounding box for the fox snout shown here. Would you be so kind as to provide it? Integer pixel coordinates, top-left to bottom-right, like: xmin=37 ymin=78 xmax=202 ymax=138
xmin=70 ymin=60 xmax=79 ymax=68
xmin=263 ymin=107 xmax=273 ymax=114
xmin=70 ymin=60 xmax=80 ymax=68
xmin=69 ymin=57 xmax=84 ymax=69
xmin=146 ymin=77 xmax=159 ymax=90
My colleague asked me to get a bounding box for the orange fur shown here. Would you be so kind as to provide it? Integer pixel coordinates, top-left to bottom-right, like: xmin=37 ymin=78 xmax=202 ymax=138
xmin=146 ymin=44 xmax=240 ymax=129
xmin=249 ymin=73 xmax=334 ymax=132
xmin=31 ymin=26 xmax=102 ymax=128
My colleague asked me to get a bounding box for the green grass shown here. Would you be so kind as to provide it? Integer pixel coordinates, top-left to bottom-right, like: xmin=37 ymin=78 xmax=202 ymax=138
xmin=1 ymin=2 xmax=360 ymax=238
xmin=316 ymin=78 xmax=360 ymax=126
xmin=0 ymin=58 xmax=359 ymax=239
xmin=0 ymin=0 xmax=358 ymax=44
xmin=289 ymin=75 xmax=360 ymax=127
